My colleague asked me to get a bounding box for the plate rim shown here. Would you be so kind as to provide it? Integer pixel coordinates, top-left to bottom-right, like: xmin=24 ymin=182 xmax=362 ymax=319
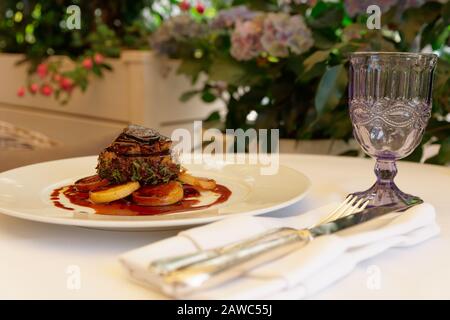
xmin=0 ymin=156 xmax=311 ymax=229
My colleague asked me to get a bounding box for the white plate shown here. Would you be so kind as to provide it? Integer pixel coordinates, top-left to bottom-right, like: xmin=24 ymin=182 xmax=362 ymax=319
xmin=0 ymin=156 xmax=311 ymax=230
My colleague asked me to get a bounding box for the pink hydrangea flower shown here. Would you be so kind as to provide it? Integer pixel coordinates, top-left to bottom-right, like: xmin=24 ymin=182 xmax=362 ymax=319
xmin=230 ymin=16 xmax=265 ymax=61
xmin=261 ymin=13 xmax=313 ymax=58
xmin=151 ymin=15 xmax=207 ymax=55
xmin=211 ymin=6 xmax=258 ymax=29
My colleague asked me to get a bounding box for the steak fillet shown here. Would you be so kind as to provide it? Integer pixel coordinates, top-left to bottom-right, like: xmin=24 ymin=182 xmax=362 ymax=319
xmin=96 ymin=125 xmax=180 ymax=185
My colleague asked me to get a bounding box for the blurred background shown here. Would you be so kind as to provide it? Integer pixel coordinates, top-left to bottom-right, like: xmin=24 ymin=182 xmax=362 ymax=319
xmin=0 ymin=0 xmax=448 ymax=171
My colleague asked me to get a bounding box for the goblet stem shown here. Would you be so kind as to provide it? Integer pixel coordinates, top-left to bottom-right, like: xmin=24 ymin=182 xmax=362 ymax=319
xmin=374 ymin=158 xmax=397 ymax=185
xmin=351 ymin=158 xmax=423 ymax=209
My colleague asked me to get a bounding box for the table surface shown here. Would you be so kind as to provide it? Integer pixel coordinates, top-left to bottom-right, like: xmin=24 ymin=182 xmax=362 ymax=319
xmin=1 ymin=154 xmax=449 ymax=299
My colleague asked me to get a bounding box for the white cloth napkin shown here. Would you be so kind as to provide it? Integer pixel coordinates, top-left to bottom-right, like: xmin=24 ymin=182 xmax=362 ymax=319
xmin=119 ymin=203 xmax=439 ymax=299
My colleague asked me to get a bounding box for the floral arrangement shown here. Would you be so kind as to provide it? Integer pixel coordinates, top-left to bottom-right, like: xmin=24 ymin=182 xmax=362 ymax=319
xmin=0 ymin=0 xmax=167 ymax=103
xmin=151 ymin=0 xmax=450 ymax=165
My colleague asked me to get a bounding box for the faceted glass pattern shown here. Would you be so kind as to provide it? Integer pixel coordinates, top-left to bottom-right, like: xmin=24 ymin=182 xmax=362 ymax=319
xmin=349 ymin=52 xmax=438 ymax=208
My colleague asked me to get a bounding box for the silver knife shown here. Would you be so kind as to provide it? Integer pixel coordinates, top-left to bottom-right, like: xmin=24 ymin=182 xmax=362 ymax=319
xmin=150 ymin=203 xmax=420 ymax=296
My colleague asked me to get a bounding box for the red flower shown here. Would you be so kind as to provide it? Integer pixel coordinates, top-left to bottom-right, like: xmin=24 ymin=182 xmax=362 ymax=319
xmin=179 ymin=0 xmax=190 ymax=11
xmin=82 ymin=57 xmax=93 ymax=69
xmin=40 ymin=84 xmax=53 ymax=96
xmin=59 ymin=77 xmax=74 ymax=91
xmin=36 ymin=63 xmax=48 ymax=79
xmin=17 ymin=86 xmax=26 ymax=97
xmin=30 ymin=83 xmax=39 ymax=94
xmin=195 ymin=2 xmax=205 ymax=14
xmin=94 ymin=53 xmax=104 ymax=64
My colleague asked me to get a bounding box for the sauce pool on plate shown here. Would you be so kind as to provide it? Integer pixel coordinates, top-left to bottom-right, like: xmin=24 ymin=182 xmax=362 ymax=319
xmin=51 ymin=184 xmax=231 ymax=216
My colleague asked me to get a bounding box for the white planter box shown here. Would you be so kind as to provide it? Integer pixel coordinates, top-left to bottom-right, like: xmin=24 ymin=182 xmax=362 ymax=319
xmin=0 ymin=51 xmax=223 ymax=165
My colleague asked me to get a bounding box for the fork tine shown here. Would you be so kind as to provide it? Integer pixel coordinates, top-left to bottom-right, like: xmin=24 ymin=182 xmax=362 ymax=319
xmin=313 ymin=195 xmax=355 ymax=227
xmin=312 ymin=195 xmax=353 ymax=226
xmin=316 ymin=195 xmax=372 ymax=227
xmin=328 ymin=195 xmax=354 ymax=215
xmin=326 ymin=195 xmax=359 ymax=223
xmin=347 ymin=197 xmax=366 ymax=214
xmin=339 ymin=197 xmax=370 ymax=219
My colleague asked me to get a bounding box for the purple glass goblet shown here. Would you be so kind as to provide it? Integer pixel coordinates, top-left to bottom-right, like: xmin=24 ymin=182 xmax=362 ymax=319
xmin=349 ymin=52 xmax=438 ymax=208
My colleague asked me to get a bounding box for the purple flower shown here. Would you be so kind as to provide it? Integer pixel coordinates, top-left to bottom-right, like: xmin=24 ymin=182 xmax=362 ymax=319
xmin=151 ymin=15 xmax=207 ymax=55
xmin=261 ymin=13 xmax=313 ymax=58
xmin=230 ymin=16 xmax=265 ymax=61
xmin=211 ymin=5 xmax=259 ymax=29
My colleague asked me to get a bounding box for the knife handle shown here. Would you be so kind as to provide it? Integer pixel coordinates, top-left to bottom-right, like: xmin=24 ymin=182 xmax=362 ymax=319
xmin=149 ymin=227 xmax=291 ymax=275
xmin=160 ymin=228 xmax=313 ymax=296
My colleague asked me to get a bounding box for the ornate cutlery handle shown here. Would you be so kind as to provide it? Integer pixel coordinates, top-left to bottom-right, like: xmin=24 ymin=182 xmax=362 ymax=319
xmin=149 ymin=227 xmax=290 ymax=275
xmin=158 ymin=228 xmax=313 ymax=296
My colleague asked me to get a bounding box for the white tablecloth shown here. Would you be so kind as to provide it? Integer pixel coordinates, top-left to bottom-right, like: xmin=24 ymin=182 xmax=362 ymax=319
xmin=0 ymin=154 xmax=449 ymax=299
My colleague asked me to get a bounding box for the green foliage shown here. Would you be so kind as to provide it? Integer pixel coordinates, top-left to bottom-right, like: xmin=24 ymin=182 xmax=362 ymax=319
xmin=0 ymin=0 xmax=156 ymax=102
xmin=314 ymin=65 xmax=347 ymax=115
xmin=1 ymin=1 xmax=449 ymax=165
xmin=154 ymin=0 xmax=449 ymax=165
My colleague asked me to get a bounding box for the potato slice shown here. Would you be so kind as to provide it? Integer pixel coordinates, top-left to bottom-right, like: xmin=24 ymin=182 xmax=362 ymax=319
xmin=89 ymin=181 xmax=140 ymax=203
xmin=179 ymin=173 xmax=216 ymax=190
xmin=132 ymin=181 xmax=184 ymax=206
xmin=196 ymin=178 xmax=216 ymax=190
xmin=178 ymin=172 xmax=197 ymax=185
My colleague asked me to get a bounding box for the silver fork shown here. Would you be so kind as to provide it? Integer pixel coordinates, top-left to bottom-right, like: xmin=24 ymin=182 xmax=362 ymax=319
xmin=149 ymin=195 xmax=369 ymax=276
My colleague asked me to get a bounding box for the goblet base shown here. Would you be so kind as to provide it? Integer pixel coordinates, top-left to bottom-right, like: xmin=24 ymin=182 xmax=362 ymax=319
xmin=351 ymin=181 xmax=423 ymax=210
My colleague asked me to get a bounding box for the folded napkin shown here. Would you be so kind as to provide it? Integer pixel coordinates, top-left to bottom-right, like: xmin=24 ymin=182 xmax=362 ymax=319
xmin=119 ymin=203 xmax=439 ymax=299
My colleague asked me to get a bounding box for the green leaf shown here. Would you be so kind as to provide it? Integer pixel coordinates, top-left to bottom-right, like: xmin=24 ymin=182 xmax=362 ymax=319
xmin=314 ymin=64 xmax=347 ymax=115
xmin=179 ymin=90 xmax=200 ymax=102
xmin=208 ymin=56 xmax=247 ymax=85
xmin=400 ymin=2 xmax=442 ymax=47
xmin=177 ymin=59 xmax=205 ymax=83
xmin=91 ymin=65 xmax=102 ymax=77
xmin=201 ymin=91 xmax=216 ymax=103
xmin=404 ymin=144 xmax=424 ymax=162
xmin=425 ymin=138 xmax=450 ymax=165
xmin=339 ymin=149 xmax=359 ymax=157
xmin=303 ymin=50 xmax=330 ymax=74
xmin=442 ymin=1 xmax=450 ymax=24
xmin=102 ymin=63 xmax=113 ymax=71
xmin=298 ymin=61 xmax=326 ymax=83
xmin=312 ymin=31 xmax=337 ymax=49
xmin=308 ymin=2 xmax=344 ymax=29
xmin=205 ymin=111 xmax=221 ymax=122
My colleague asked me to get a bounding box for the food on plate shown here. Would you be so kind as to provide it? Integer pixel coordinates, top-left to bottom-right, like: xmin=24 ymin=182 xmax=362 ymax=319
xmin=96 ymin=125 xmax=180 ymax=185
xmin=132 ymin=181 xmax=184 ymax=206
xmin=74 ymin=175 xmax=110 ymax=192
xmin=178 ymin=172 xmax=216 ymax=190
xmin=51 ymin=125 xmax=231 ymax=215
xmin=89 ymin=181 xmax=140 ymax=204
